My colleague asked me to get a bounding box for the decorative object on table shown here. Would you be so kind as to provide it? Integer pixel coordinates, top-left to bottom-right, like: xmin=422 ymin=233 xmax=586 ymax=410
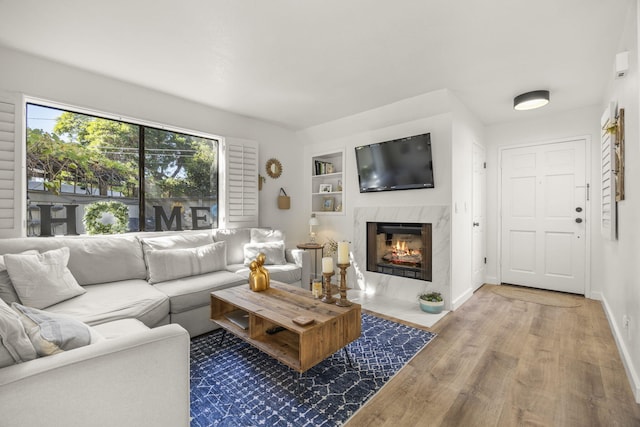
xmin=292 ymin=316 xmax=315 ymax=326
xmin=190 ymin=313 xmax=436 ymax=427
xmin=335 ymin=241 xmax=352 ymax=306
xmin=336 ymin=180 xmax=343 ymax=191
xmin=319 ymin=183 xmax=332 ymax=193
xmin=265 ymin=158 xmax=282 ymax=179
xmin=418 ymin=291 xmax=444 ymax=314
xmin=308 ymin=213 xmax=319 ymax=243
xmin=321 ymin=256 xmax=336 ymax=303
xmin=336 ymin=263 xmax=352 ymax=307
xmin=323 ymin=238 xmax=337 ymax=257
xmin=248 ymin=252 xmax=270 ymax=292
xmin=258 ymin=174 xmax=266 ymax=191
xmin=311 ymin=276 xmax=323 ymax=298
xmin=83 ymin=201 xmax=129 ymax=235
xmin=321 ymin=196 xmax=334 ymax=211
xmin=256 ymin=253 xmax=270 ymax=285
xmin=337 ymin=241 xmax=349 ymax=264
xmin=277 ymin=188 xmax=290 ymax=210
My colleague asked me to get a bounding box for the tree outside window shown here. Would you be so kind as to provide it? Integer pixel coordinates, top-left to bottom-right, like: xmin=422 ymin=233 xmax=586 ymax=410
xmin=26 ymin=103 xmax=218 ymax=236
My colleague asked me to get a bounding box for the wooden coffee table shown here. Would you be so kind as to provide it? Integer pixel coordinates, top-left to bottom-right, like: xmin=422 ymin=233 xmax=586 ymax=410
xmin=210 ymin=281 xmax=361 ymax=373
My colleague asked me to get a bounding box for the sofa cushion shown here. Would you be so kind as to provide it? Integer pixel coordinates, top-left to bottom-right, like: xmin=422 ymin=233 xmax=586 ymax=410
xmin=250 ymin=228 xmax=285 ymax=243
xmin=0 ymin=250 xmax=38 ymax=304
xmin=153 ymin=271 xmax=246 ymax=314
xmin=59 ymin=236 xmax=148 ymax=285
xmin=92 ymin=318 xmax=150 ymax=339
xmin=145 ymin=241 xmax=227 ymax=284
xmin=5 ymin=247 xmax=86 ymax=309
xmin=12 ymin=303 xmax=92 ymax=357
xmin=233 ymin=263 xmax=302 ymax=284
xmin=139 ymin=232 xmax=213 ymax=251
xmin=243 ymin=241 xmax=286 ymax=265
xmin=212 ymin=228 xmax=250 ymax=265
xmin=44 ymin=279 xmax=169 ymax=328
xmin=0 ymin=298 xmax=37 ymax=368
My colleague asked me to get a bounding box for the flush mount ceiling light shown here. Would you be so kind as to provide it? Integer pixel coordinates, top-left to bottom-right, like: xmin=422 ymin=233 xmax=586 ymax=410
xmin=513 ymin=90 xmax=550 ymax=111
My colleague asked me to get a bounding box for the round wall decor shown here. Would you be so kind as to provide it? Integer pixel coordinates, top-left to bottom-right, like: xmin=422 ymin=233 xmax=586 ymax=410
xmin=266 ymin=158 xmax=283 ymax=179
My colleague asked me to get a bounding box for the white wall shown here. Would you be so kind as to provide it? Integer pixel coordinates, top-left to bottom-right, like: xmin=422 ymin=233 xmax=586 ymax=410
xmin=298 ymin=90 xmax=453 ymax=245
xmin=299 ymin=90 xmax=483 ymax=306
xmin=595 ymin=0 xmax=640 ymax=402
xmin=0 ymin=45 xmax=306 ymax=244
xmin=450 ymin=94 xmax=485 ymax=308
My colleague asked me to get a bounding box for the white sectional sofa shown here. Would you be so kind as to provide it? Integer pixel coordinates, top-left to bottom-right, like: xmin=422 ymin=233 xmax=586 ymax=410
xmin=0 ymin=227 xmax=309 ymax=427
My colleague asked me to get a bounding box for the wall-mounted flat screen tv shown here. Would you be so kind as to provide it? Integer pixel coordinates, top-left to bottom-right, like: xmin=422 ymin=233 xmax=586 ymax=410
xmin=355 ymin=133 xmax=434 ymax=193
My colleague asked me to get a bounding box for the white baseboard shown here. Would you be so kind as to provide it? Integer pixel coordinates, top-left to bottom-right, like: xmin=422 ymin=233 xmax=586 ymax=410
xmin=485 ymin=276 xmax=498 ymax=285
xmin=600 ymin=294 xmax=640 ymax=403
xmin=451 ymin=287 xmax=473 ymax=311
xmin=590 ymin=291 xmax=603 ymax=301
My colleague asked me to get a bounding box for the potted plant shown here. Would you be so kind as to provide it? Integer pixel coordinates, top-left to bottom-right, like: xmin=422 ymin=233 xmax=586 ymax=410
xmin=418 ymin=291 xmax=444 ymax=314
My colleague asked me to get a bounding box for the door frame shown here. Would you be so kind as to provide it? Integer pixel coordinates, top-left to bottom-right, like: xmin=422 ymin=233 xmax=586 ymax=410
xmin=471 ymin=141 xmax=486 ymax=291
xmin=497 ymin=135 xmax=592 ymax=297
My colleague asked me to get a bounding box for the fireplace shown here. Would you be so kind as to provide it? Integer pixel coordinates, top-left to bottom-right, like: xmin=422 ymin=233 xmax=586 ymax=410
xmin=366 ymin=222 xmax=432 ymax=281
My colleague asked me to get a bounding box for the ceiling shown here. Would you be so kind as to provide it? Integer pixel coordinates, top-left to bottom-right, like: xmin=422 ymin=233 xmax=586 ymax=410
xmin=0 ymin=0 xmax=632 ymax=130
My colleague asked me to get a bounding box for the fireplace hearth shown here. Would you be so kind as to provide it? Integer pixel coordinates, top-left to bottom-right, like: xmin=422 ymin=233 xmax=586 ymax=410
xmin=366 ymin=222 xmax=432 ymax=281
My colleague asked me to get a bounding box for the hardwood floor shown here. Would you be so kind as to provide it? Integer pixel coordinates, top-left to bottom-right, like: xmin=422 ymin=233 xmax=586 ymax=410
xmin=345 ymin=284 xmax=640 ymax=427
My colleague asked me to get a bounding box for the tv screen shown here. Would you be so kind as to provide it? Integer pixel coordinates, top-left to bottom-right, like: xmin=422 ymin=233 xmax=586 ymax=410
xmin=355 ymin=133 xmax=434 ymax=193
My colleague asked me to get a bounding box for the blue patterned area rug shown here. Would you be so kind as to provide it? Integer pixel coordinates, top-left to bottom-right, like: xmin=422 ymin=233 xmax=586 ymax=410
xmin=190 ymin=313 xmax=436 ymax=427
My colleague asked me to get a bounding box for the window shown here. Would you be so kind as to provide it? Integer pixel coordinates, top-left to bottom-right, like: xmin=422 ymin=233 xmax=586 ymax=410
xmin=26 ymin=103 xmax=218 ymax=236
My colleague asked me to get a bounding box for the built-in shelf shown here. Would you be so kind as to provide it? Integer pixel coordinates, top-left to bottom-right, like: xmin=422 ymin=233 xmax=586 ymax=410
xmin=311 ymin=150 xmax=345 ymax=215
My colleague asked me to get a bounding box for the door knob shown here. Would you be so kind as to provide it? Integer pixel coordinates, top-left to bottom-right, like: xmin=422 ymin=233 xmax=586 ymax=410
xmin=473 ymin=222 xmax=480 ymax=227
xmin=575 ymin=218 xmax=583 ymax=223
xmin=576 ymin=207 xmax=583 ymax=212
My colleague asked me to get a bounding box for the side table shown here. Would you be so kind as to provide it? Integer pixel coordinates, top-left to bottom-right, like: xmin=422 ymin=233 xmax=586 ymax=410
xmin=296 ymin=243 xmax=324 ymax=286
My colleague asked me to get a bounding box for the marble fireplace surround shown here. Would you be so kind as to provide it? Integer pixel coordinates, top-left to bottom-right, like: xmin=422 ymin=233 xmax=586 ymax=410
xmin=351 ymin=205 xmax=451 ymax=310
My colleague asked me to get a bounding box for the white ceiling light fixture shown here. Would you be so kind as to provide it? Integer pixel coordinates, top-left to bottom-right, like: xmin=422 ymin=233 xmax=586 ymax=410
xmin=513 ymin=90 xmax=550 ymax=111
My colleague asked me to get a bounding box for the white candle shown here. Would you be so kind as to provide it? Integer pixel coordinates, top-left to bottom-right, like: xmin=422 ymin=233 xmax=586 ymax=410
xmin=338 ymin=241 xmax=349 ymax=264
xmin=322 ymin=257 xmax=334 ymax=273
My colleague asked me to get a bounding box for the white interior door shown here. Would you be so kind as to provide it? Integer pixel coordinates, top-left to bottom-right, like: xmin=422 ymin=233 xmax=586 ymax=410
xmin=472 ymin=143 xmax=486 ymax=290
xmin=501 ymin=139 xmax=586 ymax=294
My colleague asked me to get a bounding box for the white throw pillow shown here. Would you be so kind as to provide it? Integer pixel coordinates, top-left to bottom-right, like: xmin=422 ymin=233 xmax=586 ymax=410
xmin=0 ymin=298 xmax=37 ymax=367
xmin=4 ymin=247 xmax=86 ymax=309
xmin=0 ymin=250 xmax=38 ymax=304
xmin=12 ymin=303 xmax=92 ymax=357
xmin=145 ymin=241 xmax=227 ymax=284
xmin=243 ymin=241 xmax=286 ymax=266
xmin=251 ymin=228 xmax=285 ymax=243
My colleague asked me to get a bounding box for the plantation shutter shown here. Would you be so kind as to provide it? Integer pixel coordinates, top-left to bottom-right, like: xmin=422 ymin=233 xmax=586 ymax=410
xmin=600 ymin=102 xmax=616 ymax=240
xmin=220 ymin=137 xmax=258 ymax=228
xmin=0 ymin=94 xmax=23 ymax=237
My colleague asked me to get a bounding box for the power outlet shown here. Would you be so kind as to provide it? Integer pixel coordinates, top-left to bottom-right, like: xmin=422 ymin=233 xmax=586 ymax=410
xmin=623 ymin=315 xmax=632 ymax=341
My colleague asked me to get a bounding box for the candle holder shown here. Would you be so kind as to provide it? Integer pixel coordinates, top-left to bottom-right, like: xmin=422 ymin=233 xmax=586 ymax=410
xmin=335 ymin=263 xmax=352 ymax=307
xmin=321 ymin=271 xmax=336 ymax=304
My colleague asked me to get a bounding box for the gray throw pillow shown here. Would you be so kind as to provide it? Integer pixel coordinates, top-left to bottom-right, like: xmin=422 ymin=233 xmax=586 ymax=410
xmin=4 ymin=247 xmax=86 ymax=309
xmin=0 ymin=298 xmax=37 ymax=367
xmin=12 ymin=303 xmax=92 ymax=357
